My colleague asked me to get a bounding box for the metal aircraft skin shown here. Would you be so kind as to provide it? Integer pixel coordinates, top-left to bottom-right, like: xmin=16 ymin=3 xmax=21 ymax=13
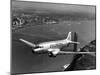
xmin=19 ymin=32 xmax=95 ymax=57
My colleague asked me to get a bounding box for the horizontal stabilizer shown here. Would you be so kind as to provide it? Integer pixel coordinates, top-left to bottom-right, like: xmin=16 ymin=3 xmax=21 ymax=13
xmin=71 ymin=41 xmax=80 ymax=44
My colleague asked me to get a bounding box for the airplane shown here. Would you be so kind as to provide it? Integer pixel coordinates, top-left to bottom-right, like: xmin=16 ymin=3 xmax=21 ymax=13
xmin=19 ymin=32 xmax=95 ymax=57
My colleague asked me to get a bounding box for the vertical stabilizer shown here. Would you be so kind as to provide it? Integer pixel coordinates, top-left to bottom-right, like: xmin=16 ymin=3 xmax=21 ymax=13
xmin=66 ymin=32 xmax=72 ymax=41
xmin=65 ymin=32 xmax=80 ymax=44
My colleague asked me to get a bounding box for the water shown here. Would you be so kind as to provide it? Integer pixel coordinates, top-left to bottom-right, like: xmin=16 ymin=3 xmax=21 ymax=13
xmin=11 ymin=20 xmax=95 ymax=73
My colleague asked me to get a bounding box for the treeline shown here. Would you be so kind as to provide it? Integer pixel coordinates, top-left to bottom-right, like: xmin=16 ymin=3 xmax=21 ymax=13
xmin=12 ymin=13 xmax=59 ymax=30
xmin=12 ymin=12 xmax=92 ymax=30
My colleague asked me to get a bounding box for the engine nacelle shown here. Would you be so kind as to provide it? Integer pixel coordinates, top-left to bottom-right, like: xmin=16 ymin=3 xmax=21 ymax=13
xmin=32 ymin=49 xmax=35 ymax=53
xmin=48 ymin=52 xmax=57 ymax=57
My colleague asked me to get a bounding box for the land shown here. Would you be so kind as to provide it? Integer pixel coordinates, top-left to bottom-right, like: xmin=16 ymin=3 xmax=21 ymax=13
xmin=65 ymin=40 xmax=96 ymax=71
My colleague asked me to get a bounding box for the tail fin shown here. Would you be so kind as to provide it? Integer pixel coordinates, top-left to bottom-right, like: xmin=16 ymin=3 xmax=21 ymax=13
xmin=66 ymin=32 xmax=71 ymax=41
xmin=19 ymin=39 xmax=36 ymax=47
xmin=66 ymin=32 xmax=80 ymax=44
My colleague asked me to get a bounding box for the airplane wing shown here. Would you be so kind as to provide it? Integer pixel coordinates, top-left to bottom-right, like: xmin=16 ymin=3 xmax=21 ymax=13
xmin=19 ymin=38 xmax=36 ymax=47
xmin=59 ymin=51 xmax=96 ymax=56
xmin=48 ymin=48 xmax=95 ymax=56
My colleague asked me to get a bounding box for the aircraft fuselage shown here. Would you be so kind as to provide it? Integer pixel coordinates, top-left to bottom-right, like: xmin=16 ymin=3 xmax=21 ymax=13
xmin=33 ymin=39 xmax=70 ymax=52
